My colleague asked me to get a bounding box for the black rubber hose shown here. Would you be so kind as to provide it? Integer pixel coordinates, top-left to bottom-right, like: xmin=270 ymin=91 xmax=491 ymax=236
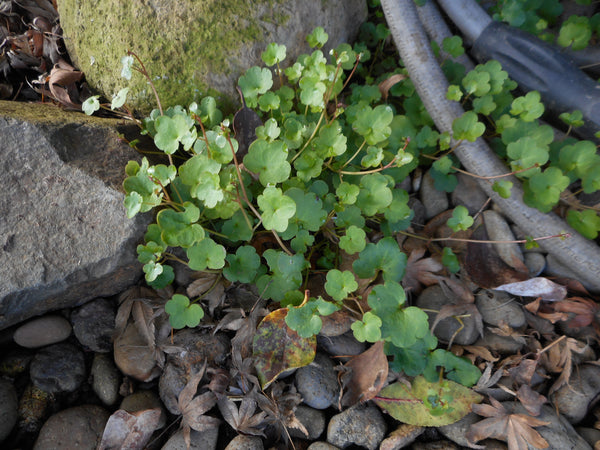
xmin=380 ymin=0 xmax=600 ymax=292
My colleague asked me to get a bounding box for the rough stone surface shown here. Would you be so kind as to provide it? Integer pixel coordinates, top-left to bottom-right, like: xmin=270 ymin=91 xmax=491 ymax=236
xmin=295 ymin=352 xmax=340 ymax=410
xmin=327 ymin=403 xmax=386 ymax=450
xmin=0 ymin=378 xmax=18 ymax=442
xmin=57 ymin=0 xmax=368 ymax=113
xmin=33 ymin=405 xmax=110 ymax=450
xmin=71 ymin=298 xmax=116 ymax=352
xmin=13 ymin=315 xmax=72 ymax=348
xmin=380 ymin=424 xmax=424 ymax=450
xmin=0 ymin=101 xmax=150 ymax=331
xmin=552 ymin=364 xmax=600 ymax=424
xmin=29 ymin=343 xmax=86 ymax=394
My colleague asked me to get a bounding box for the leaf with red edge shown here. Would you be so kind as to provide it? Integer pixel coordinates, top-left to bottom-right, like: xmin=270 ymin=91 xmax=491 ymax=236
xmin=252 ymin=308 xmax=316 ymax=388
xmin=373 ymin=375 xmax=482 ymax=426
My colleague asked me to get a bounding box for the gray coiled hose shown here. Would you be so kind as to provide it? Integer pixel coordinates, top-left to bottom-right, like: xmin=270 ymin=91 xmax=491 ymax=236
xmin=380 ymin=0 xmax=600 ymax=292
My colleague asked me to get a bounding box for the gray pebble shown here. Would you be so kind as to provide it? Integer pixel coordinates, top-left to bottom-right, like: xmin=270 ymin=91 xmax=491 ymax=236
xmin=307 ymin=443 xmax=340 ymax=450
xmin=410 ymin=441 xmax=459 ymax=449
xmin=524 ymin=252 xmax=546 ymax=277
xmin=451 ymin=172 xmax=488 ymax=215
xmin=483 ymin=210 xmax=525 ymax=270
xmin=420 ymin=170 xmax=449 ymax=220
xmin=475 ymin=290 xmax=525 ymax=329
xmin=33 ymin=405 xmax=110 ymax=450
xmin=224 ymin=435 xmax=264 ymax=450
xmin=13 ymin=315 xmax=71 ymax=349
xmin=296 ymin=352 xmax=340 ymax=410
xmin=71 ymin=298 xmax=115 ymax=352
xmin=327 ymin=403 xmax=386 ymax=450
xmin=551 ymin=364 xmax=600 ymax=424
xmin=416 ymin=285 xmax=480 ymax=345
xmin=577 ymin=427 xmax=600 ymax=448
xmin=545 ymin=254 xmax=584 ymax=282
xmin=474 ymin=329 xmax=525 ymax=354
xmin=161 ymin=427 xmax=219 ymax=450
xmin=91 ymin=353 xmax=120 ymax=406
xmin=290 ymin=405 xmax=326 ymax=440
xmin=438 ymin=411 xmax=480 ymax=448
xmin=120 ymin=390 xmax=167 ymax=429
xmin=30 ymin=343 xmax=85 ymax=394
xmin=317 ymin=330 xmax=366 ymax=361
xmin=0 ymin=378 xmax=18 ymax=442
xmin=380 ymin=423 xmax=424 ymax=450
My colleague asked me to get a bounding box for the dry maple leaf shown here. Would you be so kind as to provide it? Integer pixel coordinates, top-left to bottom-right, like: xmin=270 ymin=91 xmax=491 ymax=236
xmin=467 ymin=396 xmax=550 ymax=450
xmin=543 ymin=337 xmax=592 ymax=396
xmin=217 ymin=393 xmax=267 ymax=437
xmin=402 ymin=248 xmax=444 ymax=294
xmin=177 ymin=361 xmax=220 ymax=449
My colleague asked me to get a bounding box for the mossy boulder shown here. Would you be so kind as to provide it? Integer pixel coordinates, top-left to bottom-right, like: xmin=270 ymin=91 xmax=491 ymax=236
xmin=57 ymin=0 xmax=367 ymax=114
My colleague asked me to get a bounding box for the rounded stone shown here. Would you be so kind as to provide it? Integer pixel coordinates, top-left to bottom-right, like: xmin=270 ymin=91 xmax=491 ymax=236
xmin=474 ymin=290 xmax=526 ymax=329
xmin=551 ymin=364 xmax=600 ymax=424
xmin=295 ymin=352 xmax=340 ymax=410
xmin=317 ymin=330 xmax=366 ymax=361
xmin=57 ymin=0 xmax=367 ymax=114
xmin=483 ymin=210 xmax=525 ymax=271
xmin=33 ymin=405 xmax=110 ymax=450
xmin=71 ymin=298 xmax=115 ymax=352
xmin=289 ymin=405 xmax=326 ymax=440
xmin=416 ymin=285 xmax=480 ymax=345
xmin=451 ymin=172 xmax=488 ymax=215
xmin=420 ymin=170 xmax=449 ymax=220
xmin=162 ymin=427 xmax=219 ymax=450
xmin=91 ymin=353 xmax=121 ymax=406
xmin=327 ymin=404 xmax=386 ymax=450
xmin=0 ymin=378 xmax=18 ymax=442
xmin=224 ymin=435 xmax=264 ymax=450
xmin=13 ymin=315 xmax=72 ymax=349
xmin=30 ymin=343 xmax=86 ymax=394
xmin=120 ymin=390 xmax=167 ymax=429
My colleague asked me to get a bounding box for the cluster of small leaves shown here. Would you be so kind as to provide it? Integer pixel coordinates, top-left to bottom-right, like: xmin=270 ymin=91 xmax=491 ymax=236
xmin=444 ymin=56 xmax=600 ymax=239
xmin=490 ymin=0 xmax=600 ymax=49
xmin=117 ymin=27 xmax=481 ymax=389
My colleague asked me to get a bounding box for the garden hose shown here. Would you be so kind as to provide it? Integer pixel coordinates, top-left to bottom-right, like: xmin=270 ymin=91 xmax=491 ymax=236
xmin=437 ymin=0 xmax=600 ymax=141
xmin=379 ymin=0 xmax=600 ymax=292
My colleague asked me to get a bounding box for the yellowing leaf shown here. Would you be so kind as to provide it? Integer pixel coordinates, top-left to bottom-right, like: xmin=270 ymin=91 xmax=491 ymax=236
xmin=373 ymin=375 xmax=482 ymax=426
xmin=252 ymin=308 xmax=316 ymax=388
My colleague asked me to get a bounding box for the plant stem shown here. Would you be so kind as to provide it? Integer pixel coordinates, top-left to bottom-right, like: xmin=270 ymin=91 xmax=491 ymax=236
xmin=397 ymin=229 xmax=570 ymax=245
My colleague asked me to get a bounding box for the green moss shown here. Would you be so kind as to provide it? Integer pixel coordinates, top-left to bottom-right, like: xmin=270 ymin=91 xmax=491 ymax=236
xmin=57 ymin=0 xmax=288 ymax=114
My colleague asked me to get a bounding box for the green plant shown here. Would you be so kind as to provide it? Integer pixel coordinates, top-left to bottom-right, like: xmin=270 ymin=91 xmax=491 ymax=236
xmin=95 ymin=27 xmax=484 ymax=392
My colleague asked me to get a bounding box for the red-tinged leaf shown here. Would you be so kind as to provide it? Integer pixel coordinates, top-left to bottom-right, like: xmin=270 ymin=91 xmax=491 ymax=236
xmin=495 ymin=277 xmax=567 ymax=301
xmin=403 ymin=248 xmax=444 ymax=294
xmin=252 ymin=308 xmax=316 ymax=388
xmin=341 ymin=340 xmax=388 ymax=407
xmin=373 ymin=375 xmax=482 ymax=426
xmin=516 ymin=385 xmax=547 ymax=416
xmin=98 ymin=408 xmax=162 ymax=450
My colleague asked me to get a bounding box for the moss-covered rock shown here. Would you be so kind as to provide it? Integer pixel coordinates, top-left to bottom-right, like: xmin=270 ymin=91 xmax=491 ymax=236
xmin=57 ymin=0 xmax=367 ymax=114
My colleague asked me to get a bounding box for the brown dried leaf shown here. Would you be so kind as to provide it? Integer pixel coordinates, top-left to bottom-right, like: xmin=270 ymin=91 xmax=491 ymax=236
xmin=464 ymin=225 xmax=529 ymax=288
xmin=462 ymin=345 xmax=499 ymax=363
xmin=516 ymin=384 xmax=547 ymax=417
xmin=341 ymin=341 xmax=388 ymax=407
xmin=403 ymin=248 xmax=444 ymax=294
xmin=217 ymin=394 xmax=267 ymax=437
xmin=378 ymin=73 xmax=407 ymax=101
xmin=47 ymin=61 xmax=83 ymax=109
xmin=467 ymin=396 xmax=550 ymax=450
xmin=507 ymin=358 xmax=540 ymax=386
xmin=98 ymin=408 xmax=162 ymax=450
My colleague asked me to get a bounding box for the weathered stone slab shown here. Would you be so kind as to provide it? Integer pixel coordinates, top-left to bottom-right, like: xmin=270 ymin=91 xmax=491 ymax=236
xmin=0 ymin=100 xmax=151 ymax=330
xmin=57 ymin=0 xmax=368 ymax=113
